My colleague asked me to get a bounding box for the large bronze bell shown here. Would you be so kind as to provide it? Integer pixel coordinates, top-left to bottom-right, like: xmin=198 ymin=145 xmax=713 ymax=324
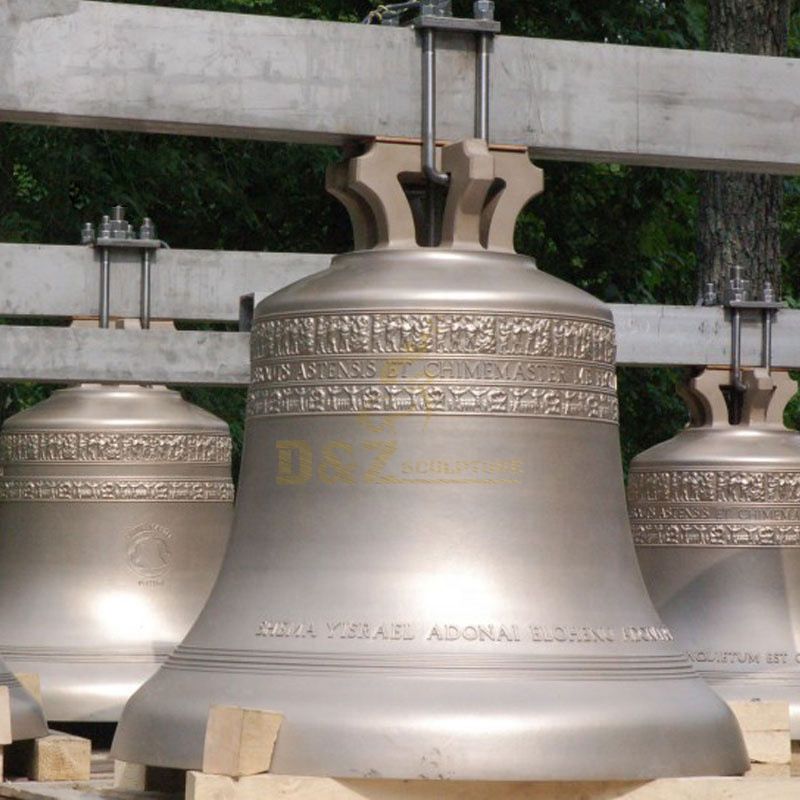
xmin=113 ymin=140 xmax=747 ymax=779
xmin=629 ymin=366 xmax=800 ymax=736
xmin=0 ymin=383 xmax=234 ymax=721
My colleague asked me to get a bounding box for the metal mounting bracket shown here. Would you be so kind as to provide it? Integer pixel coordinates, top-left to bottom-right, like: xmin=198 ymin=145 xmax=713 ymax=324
xmin=82 ymin=206 xmax=164 ymax=330
xmin=411 ymin=2 xmax=500 ymax=245
xmin=721 ymin=266 xmax=783 ymax=392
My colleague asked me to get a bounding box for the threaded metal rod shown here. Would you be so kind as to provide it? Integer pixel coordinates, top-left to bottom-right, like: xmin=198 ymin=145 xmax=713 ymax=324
xmin=475 ymin=33 xmax=490 ymax=140
xmin=99 ymin=248 xmax=111 ymax=329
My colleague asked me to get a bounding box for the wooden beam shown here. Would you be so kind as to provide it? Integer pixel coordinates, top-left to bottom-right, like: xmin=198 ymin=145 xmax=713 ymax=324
xmin=184 ymin=772 xmax=798 ymax=800
xmin=0 ymin=326 xmax=250 ymax=386
xmin=1 ymin=304 xmax=799 ymax=385
xmin=0 ymin=244 xmax=328 ymax=322
xmin=0 ymin=1 xmax=798 ymax=173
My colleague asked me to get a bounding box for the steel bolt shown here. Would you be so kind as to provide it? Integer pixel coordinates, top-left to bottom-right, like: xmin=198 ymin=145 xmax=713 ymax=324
xmin=139 ymin=217 xmax=157 ymax=240
xmin=421 ymin=1 xmax=451 ymax=17
xmin=473 ymin=0 xmax=495 ymax=21
xmin=80 ymin=222 xmax=96 ymax=245
xmin=98 ymin=215 xmax=112 ymax=239
xmin=727 ymin=264 xmax=749 ymax=302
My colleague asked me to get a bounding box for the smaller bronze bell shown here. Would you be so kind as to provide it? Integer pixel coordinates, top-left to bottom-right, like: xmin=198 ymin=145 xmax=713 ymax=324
xmin=0 ymin=384 xmax=234 ymax=721
xmin=629 ymin=367 xmax=800 ymax=735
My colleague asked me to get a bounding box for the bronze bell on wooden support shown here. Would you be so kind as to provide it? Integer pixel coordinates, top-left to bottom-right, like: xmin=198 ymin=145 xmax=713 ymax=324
xmin=0 ymin=383 xmax=234 ymax=722
xmin=113 ymin=140 xmax=747 ymax=779
xmin=629 ymin=366 xmax=800 ymax=736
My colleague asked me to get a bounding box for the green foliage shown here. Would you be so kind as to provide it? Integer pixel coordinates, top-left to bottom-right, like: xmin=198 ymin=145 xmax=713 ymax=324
xmin=1 ymin=0 xmax=798 ymax=480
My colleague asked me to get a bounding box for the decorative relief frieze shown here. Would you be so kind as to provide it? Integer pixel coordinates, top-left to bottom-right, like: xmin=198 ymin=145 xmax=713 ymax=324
xmin=248 ymin=312 xmax=617 ymax=421
xmin=628 ymin=469 xmax=800 ymax=547
xmin=251 ymin=312 xmax=616 ymax=364
xmin=247 ymin=384 xmax=618 ymax=422
xmin=632 ymin=522 xmax=800 ymax=548
xmin=0 ymin=432 xmax=231 ymax=464
xmin=0 ymin=478 xmax=234 ymax=502
xmin=627 ymin=470 xmax=800 ymax=505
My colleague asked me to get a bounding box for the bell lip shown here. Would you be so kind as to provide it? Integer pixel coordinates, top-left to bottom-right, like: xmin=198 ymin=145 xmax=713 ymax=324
xmin=252 ymin=248 xmax=613 ymax=325
xmin=8 ymin=681 xmax=49 ymax=742
xmin=112 ymin=671 xmax=749 ymax=780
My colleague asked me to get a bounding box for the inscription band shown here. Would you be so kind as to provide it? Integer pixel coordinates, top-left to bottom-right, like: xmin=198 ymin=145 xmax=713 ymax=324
xmin=0 ymin=478 xmax=234 ymax=502
xmin=0 ymin=432 xmax=232 ymax=465
xmin=249 ymin=311 xmax=618 ymax=422
xmin=629 ymin=468 xmax=800 ymax=547
xmin=632 ymin=522 xmax=800 ymax=548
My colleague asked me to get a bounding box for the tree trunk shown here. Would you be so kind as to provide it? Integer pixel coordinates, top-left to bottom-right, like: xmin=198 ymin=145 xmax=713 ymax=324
xmin=697 ymin=0 xmax=791 ymax=299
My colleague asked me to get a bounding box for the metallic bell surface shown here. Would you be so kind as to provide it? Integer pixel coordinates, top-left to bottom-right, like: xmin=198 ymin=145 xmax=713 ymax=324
xmin=113 ymin=140 xmax=747 ymax=779
xmin=629 ymin=366 xmax=800 ymax=737
xmin=0 ymin=384 xmax=234 ymax=721
xmin=0 ymin=665 xmax=49 ymax=741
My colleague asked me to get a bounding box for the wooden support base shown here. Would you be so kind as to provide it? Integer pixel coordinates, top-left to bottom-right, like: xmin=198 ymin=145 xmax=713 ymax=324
xmin=108 ymin=700 xmax=800 ymax=800
xmin=112 ymin=760 xmax=186 ymax=793
xmin=728 ymin=700 xmax=792 ymax=777
xmin=3 ymin=732 xmax=91 ymax=782
xmin=185 ymin=773 xmax=800 ymax=800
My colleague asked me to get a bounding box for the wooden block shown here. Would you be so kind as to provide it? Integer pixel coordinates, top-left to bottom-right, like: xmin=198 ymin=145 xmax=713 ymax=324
xmin=13 ymin=674 xmax=42 ymax=706
xmin=728 ymin=700 xmax=791 ymax=732
xmin=0 ymin=687 xmax=12 ymax=747
xmin=747 ymin=762 xmax=791 ymax=777
xmin=744 ymin=730 xmax=792 ymax=765
xmin=113 ymin=759 xmax=147 ymax=790
xmin=185 ymin=773 xmax=800 ymax=800
xmin=5 ymin=731 xmax=91 ymax=781
xmin=728 ymin=701 xmax=791 ymax=766
xmin=202 ymin=706 xmax=283 ymax=777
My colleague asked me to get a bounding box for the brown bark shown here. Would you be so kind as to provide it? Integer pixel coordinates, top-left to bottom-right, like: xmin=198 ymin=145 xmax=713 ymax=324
xmin=698 ymin=0 xmax=791 ymax=299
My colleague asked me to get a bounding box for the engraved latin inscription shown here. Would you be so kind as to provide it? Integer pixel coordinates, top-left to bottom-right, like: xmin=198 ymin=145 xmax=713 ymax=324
xmin=248 ymin=312 xmax=618 ymax=422
xmin=254 ymin=619 xmax=673 ymax=645
xmin=629 ymin=469 xmax=800 ymax=547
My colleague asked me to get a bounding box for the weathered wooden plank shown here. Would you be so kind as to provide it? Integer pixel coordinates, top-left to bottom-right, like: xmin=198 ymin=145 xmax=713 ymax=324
xmin=0 ymin=244 xmax=328 ymax=322
xmin=0 ymin=326 xmax=250 ymax=386
xmin=0 ymin=1 xmax=798 ymax=173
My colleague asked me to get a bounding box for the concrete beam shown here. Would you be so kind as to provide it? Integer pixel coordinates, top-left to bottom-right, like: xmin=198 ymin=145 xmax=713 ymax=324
xmin=0 ymin=1 xmax=798 ymax=173
xmin=1 ymin=306 xmax=798 ymax=385
xmin=0 ymin=326 xmax=250 ymax=385
xmin=0 ymin=244 xmax=329 ymax=322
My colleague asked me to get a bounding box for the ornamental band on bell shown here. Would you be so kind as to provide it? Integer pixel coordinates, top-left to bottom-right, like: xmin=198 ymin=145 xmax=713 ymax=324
xmin=0 ymin=479 xmax=235 ymax=503
xmin=628 ymin=469 xmax=800 ymax=547
xmin=248 ymin=311 xmax=618 ymax=422
xmin=0 ymin=432 xmax=232 ymax=464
